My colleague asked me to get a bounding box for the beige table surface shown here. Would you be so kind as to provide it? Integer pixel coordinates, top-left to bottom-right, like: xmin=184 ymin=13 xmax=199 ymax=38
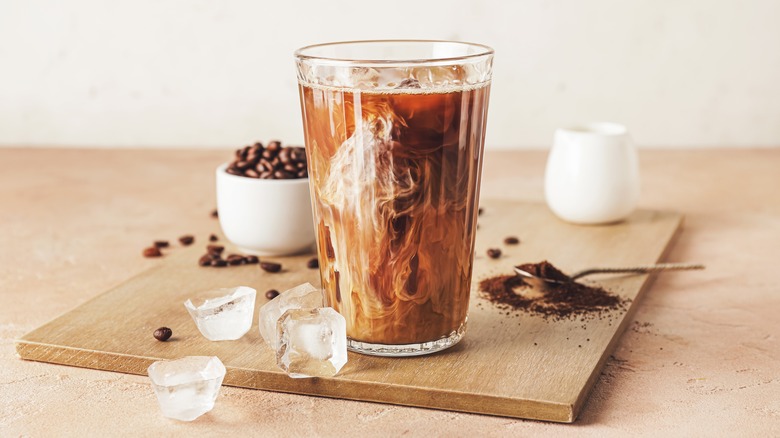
xmin=1 ymin=148 xmax=779 ymax=437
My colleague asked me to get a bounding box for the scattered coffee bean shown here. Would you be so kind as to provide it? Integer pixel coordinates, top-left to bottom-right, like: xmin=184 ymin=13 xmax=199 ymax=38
xmin=209 ymin=234 xmax=218 ymax=242
xmin=211 ymin=259 xmax=227 ymax=267
xmin=198 ymin=254 xmax=213 ymax=266
xmin=211 ymin=209 xmax=219 ymax=218
xmin=504 ymin=236 xmax=520 ymax=245
xmin=478 ymin=207 xmax=484 ymax=216
xmin=226 ymin=254 xmax=244 ymax=265
xmin=153 ymin=327 xmax=172 ymax=342
xmin=306 ymin=257 xmax=319 ymax=269
xmin=487 ymin=248 xmax=502 ymax=259
xmin=143 ymin=247 xmax=162 ymax=258
xmin=154 ymin=240 xmax=169 ymax=248
xmin=260 ymin=261 xmax=282 ymax=273
xmin=265 ymin=289 xmax=280 ymax=300
xmin=244 ymin=255 xmax=259 ymax=264
xmin=179 ymin=235 xmax=195 ymax=246
xmin=207 ymin=245 xmax=224 ymax=256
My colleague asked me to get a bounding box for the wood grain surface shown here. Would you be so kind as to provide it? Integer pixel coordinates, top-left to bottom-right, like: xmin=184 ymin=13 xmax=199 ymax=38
xmin=15 ymin=200 xmax=682 ymax=423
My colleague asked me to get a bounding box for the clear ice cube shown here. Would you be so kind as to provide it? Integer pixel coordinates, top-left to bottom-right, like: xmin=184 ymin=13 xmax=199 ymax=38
xmin=258 ymin=282 xmax=324 ymax=349
xmin=147 ymin=356 xmax=226 ymax=421
xmin=184 ymin=286 xmax=256 ymax=341
xmin=276 ymin=307 xmax=347 ymax=378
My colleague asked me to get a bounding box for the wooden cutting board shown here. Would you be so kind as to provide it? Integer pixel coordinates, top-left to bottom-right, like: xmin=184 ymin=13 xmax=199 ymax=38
xmin=15 ymin=200 xmax=682 ymax=423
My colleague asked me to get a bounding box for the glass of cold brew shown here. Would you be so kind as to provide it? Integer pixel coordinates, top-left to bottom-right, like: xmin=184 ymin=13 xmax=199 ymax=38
xmin=295 ymin=40 xmax=493 ymax=356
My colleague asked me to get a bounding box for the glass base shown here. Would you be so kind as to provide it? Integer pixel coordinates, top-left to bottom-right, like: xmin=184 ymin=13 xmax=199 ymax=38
xmin=346 ymin=320 xmax=467 ymax=357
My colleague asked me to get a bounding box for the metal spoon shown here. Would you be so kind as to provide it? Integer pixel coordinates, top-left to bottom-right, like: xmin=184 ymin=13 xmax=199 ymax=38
xmin=513 ymin=263 xmax=705 ymax=289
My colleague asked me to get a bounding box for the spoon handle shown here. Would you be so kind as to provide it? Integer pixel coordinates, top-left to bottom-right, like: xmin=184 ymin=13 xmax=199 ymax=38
xmin=569 ymin=263 xmax=705 ymax=280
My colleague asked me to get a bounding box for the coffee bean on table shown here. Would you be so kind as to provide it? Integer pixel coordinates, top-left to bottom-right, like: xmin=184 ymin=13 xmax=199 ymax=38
xmin=143 ymin=247 xmax=162 ymax=258
xmin=478 ymin=207 xmax=484 ymax=216
xmin=486 ymin=248 xmax=502 ymax=259
xmin=226 ymin=254 xmax=244 ymax=265
xmin=209 ymin=234 xmax=218 ymax=242
xmin=153 ymin=327 xmax=172 ymax=342
xmin=306 ymin=257 xmax=319 ymax=269
xmin=154 ymin=240 xmax=169 ymax=248
xmin=179 ymin=235 xmax=195 ymax=245
xmin=211 ymin=259 xmax=227 ymax=267
xmin=260 ymin=261 xmax=282 ymax=273
xmin=244 ymin=255 xmax=259 ymax=264
xmin=504 ymin=236 xmax=520 ymax=245
xmin=265 ymin=289 xmax=280 ymax=300
xmin=198 ymin=254 xmax=213 ymax=266
xmin=211 ymin=209 xmax=219 ymax=218
xmin=207 ymin=245 xmax=224 ymax=256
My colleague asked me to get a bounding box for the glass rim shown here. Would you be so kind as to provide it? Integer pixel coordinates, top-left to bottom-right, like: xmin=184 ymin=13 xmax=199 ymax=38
xmin=294 ymin=39 xmax=494 ymax=66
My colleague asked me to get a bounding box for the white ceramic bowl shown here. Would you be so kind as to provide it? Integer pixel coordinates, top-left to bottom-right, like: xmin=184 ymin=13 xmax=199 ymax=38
xmin=216 ymin=163 xmax=316 ymax=255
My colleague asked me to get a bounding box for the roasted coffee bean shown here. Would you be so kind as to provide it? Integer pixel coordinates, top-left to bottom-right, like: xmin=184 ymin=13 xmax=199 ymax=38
xmin=296 ymin=161 xmax=306 ymax=169
xmin=267 ymin=140 xmax=281 ymax=152
xmin=211 ymin=259 xmax=227 ymax=267
xmin=478 ymin=207 xmax=484 ymax=216
xmin=153 ymin=327 xmax=173 ymax=342
xmin=154 ymin=240 xmax=169 ymax=248
xmin=235 ymin=148 xmax=245 ymax=159
xmin=306 ymin=257 xmax=319 ymax=269
xmin=283 ymin=163 xmax=298 ymax=173
xmin=504 ymin=236 xmax=520 ymax=245
xmin=258 ymin=171 xmax=272 ymax=179
xmin=290 ymin=147 xmax=306 ymax=162
xmin=209 ymin=234 xmax=218 ymax=242
xmin=198 ymin=254 xmax=213 ymax=266
xmin=265 ymin=289 xmax=280 ymax=300
xmin=226 ymin=167 xmax=243 ymax=176
xmin=297 ymin=169 xmax=308 ymax=178
xmin=261 ymin=149 xmax=276 ymax=159
xmin=244 ymin=255 xmax=259 ymax=264
xmin=260 ymin=261 xmax=282 ymax=273
xmin=274 ymin=170 xmax=295 ymax=179
xmin=143 ymin=247 xmax=162 ymax=258
xmin=207 ymin=245 xmax=224 ymax=255
xmin=259 ymin=158 xmax=273 ymax=170
xmin=253 ymin=141 xmax=264 ymax=150
xmin=236 ymin=160 xmax=252 ymax=170
xmin=278 ymin=148 xmax=292 ymax=163
xmin=486 ymin=248 xmax=502 ymax=259
xmin=211 ymin=209 xmax=219 ymax=218
xmin=270 ymin=156 xmax=281 ymax=168
xmin=244 ymin=169 xmax=260 ymax=178
xmin=226 ymin=254 xmax=244 ymax=265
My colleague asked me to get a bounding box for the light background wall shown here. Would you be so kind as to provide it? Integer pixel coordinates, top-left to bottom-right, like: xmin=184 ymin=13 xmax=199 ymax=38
xmin=1 ymin=0 xmax=779 ymax=149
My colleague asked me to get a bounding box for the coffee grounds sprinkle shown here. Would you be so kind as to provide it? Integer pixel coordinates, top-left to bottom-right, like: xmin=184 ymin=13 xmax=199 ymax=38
xmin=479 ymin=260 xmax=630 ymax=320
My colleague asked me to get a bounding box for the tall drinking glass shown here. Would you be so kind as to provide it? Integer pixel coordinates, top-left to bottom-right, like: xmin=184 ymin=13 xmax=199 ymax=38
xmin=295 ymin=40 xmax=493 ymax=356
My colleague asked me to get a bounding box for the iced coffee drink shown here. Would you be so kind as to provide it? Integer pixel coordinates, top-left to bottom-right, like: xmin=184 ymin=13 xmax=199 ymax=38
xmin=295 ymin=41 xmax=493 ymax=356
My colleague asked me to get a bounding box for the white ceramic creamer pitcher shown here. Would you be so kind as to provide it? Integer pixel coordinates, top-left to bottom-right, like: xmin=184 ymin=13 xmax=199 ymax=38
xmin=544 ymin=122 xmax=640 ymax=224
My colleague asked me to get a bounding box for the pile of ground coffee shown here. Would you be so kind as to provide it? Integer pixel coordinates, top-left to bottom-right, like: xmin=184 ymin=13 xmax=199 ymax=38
xmin=478 ymin=261 xmax=629 ymax=320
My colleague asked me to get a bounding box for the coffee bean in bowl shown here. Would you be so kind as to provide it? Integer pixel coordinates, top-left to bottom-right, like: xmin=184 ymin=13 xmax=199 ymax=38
xmin=226 ymin=142 xmax=308 ymax=180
